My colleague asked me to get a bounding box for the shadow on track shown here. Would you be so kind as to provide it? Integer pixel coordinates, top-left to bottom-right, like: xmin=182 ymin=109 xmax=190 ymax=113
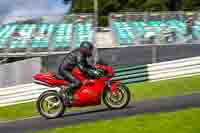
xmin=62 ymin=108 xmax=109 ymax=117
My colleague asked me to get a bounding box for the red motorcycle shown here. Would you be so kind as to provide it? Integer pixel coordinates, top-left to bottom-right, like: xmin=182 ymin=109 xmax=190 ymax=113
xmin=34 ymin=64 xmax=131 ymax=119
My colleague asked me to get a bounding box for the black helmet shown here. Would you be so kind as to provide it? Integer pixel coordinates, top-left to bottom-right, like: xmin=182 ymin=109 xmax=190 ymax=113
xmin=80 ymin=41 xmax=94 ymax=57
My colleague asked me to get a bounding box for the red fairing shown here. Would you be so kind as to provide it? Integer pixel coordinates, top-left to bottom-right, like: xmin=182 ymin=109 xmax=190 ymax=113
xmin=110 ymin=81 xmax=121 ymax=96
xmin=72 ymin=68 xmax=87 ymax=81
xmin=34 ymin=64 xmax=119 ymax=107
xmin=96 ymin=64 xmax=114 ymax=77
xmin=34 ymin=72 xmax=69 ymax=86
xmin=72 ymin=79 xmax=105 ymax=106
xmin=71 ymin=64 xmax=115 ymax=107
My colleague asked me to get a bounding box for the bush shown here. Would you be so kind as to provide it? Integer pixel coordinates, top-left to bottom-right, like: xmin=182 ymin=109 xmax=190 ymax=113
xmin=99 ymin=16 xmax=109 ymax=27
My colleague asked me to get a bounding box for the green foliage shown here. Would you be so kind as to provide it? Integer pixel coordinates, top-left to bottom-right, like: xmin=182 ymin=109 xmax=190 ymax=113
xmin=181 ymin=0 xmax=192 ymax=11
xmin=72 ymin=0 xmax=94 ymax=13
xmin=142 ymin=0 xmax=168 ymax=11
xmin=192 ymin=0 xmax=200 ymax=10
xmin=70 ymin=0 xmax=193 ymax=26
xmin=99 ymin=16 xmax=109 ymax=27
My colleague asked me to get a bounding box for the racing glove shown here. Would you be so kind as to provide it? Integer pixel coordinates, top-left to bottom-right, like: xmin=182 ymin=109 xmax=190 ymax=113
xmin=87 ymin=68 xmax=101 ymax=79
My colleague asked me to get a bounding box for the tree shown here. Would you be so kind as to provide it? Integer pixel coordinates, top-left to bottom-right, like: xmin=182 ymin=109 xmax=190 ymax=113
xmin=165 ymin=0 xmax=183 ymax=11
xmin=143 ymin=0 xmax=168 ymax=11
xmin=193 ymin=0 xmax=200 ymax=10
xmin=71 ymin=0 xmax=194 ymax=26
xmin=72 ymin=0 xmax=93 ymax=13
xmin=181 ymin=0 xmax=192 ymax=10
xmin=124 ymin=0 xmax=147 ymax=11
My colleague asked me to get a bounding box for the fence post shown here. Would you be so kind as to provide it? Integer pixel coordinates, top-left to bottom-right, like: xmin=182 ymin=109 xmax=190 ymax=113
xmin=152 ymin=45 xmax=157 ymax=63
xmin=41 ymin=56 xmax=49 ymax=72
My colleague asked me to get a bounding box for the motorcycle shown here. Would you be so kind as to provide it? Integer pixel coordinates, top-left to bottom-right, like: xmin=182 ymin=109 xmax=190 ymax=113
xmin=33 ymin=64 xmax=131 ymax=119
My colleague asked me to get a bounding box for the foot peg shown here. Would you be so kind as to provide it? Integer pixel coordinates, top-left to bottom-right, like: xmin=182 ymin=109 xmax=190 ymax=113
xmin=60 ymin=86 xmax=74 ymax=106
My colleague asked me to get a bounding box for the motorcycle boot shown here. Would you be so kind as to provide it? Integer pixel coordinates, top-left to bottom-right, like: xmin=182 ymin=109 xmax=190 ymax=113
xmin=60 ymin=85 xmax=74 ymax=106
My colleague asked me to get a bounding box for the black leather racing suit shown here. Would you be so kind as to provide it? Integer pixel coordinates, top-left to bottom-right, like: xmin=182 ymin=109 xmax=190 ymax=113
xmin=58 ymin=48 xmax=97 ymax=92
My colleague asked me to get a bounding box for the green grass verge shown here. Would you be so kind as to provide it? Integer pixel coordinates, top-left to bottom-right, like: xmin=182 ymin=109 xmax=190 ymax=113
xmin=1 ymin=75 xmax=200 ymax=121
xmin=36 ymin=107 xmax=200 ymax=133
xmin=0 ymin=102 xmax=38 ymax=122
xmin=131 ymin=75 xmax=200 ymax=101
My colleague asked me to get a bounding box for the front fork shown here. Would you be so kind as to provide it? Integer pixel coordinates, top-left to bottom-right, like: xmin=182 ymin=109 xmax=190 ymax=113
xmin=107 ymin=80 xmax=121 ymax=96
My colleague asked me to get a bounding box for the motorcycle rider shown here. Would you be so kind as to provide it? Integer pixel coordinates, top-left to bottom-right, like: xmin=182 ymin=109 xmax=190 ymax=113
xmin=58 ymin=41 xmax=99 ymax=104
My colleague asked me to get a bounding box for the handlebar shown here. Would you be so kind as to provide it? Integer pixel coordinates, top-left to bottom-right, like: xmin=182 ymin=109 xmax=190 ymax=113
xmin=95 ymin=64 xmax=114 ymax=78
xmin=95 ymin=67 xmax=109 ymax=78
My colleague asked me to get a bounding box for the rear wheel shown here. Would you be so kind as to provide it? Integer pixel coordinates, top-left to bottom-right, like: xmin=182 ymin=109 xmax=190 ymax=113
xmin=37 ymin=91 xmax=65 ymax=119
xmin=103 ymin=83 xmax=131 ymax=109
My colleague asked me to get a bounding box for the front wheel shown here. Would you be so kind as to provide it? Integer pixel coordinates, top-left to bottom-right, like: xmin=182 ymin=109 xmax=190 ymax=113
xmin=103 ymin=83 xmax=131 ymax=109
xmin=37 ymin=91 xmax=65 ymax=119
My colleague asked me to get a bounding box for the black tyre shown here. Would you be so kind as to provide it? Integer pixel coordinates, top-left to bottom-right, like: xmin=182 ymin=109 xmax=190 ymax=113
xmin=37 ymin=91 xmax=65 ymax=119
xmin=103 ymin=83 xmax=131 ymax=109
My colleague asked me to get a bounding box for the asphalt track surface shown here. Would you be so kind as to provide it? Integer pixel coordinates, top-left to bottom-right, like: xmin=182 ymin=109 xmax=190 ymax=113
xmin=1 ymin=93 xmax=200 ymax=133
